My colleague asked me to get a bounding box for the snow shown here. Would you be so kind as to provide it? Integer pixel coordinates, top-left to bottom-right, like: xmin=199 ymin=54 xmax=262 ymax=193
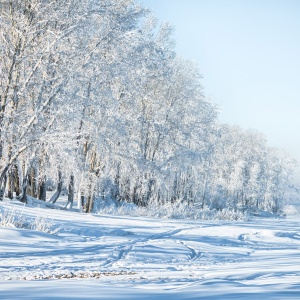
xmin=1 ymin=200 xmax=300 ymax=299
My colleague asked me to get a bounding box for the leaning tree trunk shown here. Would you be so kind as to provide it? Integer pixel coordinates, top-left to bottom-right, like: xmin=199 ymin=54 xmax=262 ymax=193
xmin=0 ymin=164 xmax=10 ymax=201
xmin=49 ymin=170 xmax=62 ymax=204
xmin=0 ymin=174 xmax=8 ymax=201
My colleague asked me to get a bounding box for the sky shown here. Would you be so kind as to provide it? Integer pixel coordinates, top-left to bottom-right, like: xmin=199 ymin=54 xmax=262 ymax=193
xmin=139 ymin=0 xmax=300 ymax=182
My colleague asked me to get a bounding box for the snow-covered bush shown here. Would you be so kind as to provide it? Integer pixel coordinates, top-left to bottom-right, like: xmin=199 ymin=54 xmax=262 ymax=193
xmin=0 ymin=206 xmax=27 ymax=228
xmin=95 ymin=198 xmax=248 ymax=221
xmin=281 ymin=205 xmax=300 ymax=216
xmin=0 ymin=206 xmax=60 ymax=235
xmin=29 ymin=216 xmax=61 ymax=235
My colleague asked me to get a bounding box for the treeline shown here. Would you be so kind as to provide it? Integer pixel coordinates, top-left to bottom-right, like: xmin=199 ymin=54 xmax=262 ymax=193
xmin=0 ymin=0 xmax=295 ymax=213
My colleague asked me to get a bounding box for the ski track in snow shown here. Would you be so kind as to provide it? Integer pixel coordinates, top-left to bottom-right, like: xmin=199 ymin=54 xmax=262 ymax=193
xmin=1 ymin=201 xmax=300 ymax=299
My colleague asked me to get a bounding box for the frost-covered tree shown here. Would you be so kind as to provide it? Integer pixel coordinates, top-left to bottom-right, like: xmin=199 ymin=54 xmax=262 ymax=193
xmin=0 ymin=0 xmax=295 ymax=214
xmin=0 ymin=0 xmax=87 ymax=199
xmin=204 ymin=125 xmax=296 ymax=212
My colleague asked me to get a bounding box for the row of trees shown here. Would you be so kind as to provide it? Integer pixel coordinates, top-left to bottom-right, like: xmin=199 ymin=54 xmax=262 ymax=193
xmin=0 ymin=0 xmax=296 ymax=213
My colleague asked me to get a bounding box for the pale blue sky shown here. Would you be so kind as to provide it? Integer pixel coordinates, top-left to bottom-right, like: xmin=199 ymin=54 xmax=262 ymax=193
xmin=139 ymin=0 xmax=300 ymax=181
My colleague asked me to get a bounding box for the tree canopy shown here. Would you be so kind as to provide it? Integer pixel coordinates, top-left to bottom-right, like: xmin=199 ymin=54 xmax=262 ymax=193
xmin=0 ymin=0 xmax=296 ymax=213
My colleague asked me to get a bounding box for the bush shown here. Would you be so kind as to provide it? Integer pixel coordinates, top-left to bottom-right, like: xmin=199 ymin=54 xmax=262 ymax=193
xmin=95 ymin=198 xmax=248 ymax=221
xmin=0 ymin=206 xmax=60 ymax=235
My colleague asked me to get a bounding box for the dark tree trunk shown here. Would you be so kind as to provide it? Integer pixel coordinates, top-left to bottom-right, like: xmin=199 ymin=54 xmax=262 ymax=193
xmin=7 ymin=170 xmax=14 ymax=199
xmin=13 ymin=164 xmax=21 ymax=196
xmin=50 ymin=170 xmax=62 ymax=204
xmin=38 ymin=176 xmax=47 ymax=201
xmin=66 ymin=174 xmax=74 ymax=209
xmin=21 ymin=173 xmax=29 ymax=203
xmin=28 ymin=167 xmax=38 ymax=198
xmin=0 ymin=164 xmax=10 ymax=200
xmin=2 ymin=174 xmax=8 ymax=200
xmin=81 ymin=192 xmax=85 ymax=209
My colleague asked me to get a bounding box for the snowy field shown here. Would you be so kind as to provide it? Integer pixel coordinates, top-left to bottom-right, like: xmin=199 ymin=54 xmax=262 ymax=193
xmin=1 ymin=200 xmax=300 ymax=299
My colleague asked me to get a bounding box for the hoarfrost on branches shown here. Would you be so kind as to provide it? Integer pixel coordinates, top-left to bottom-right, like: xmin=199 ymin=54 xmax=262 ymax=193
xmin=0 ymin=0 xmax=296 ymax=214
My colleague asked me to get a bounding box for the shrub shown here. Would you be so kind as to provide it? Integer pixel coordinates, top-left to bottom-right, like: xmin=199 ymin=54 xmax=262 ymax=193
xmin=0 ymin=206 xmax=60 ymax=235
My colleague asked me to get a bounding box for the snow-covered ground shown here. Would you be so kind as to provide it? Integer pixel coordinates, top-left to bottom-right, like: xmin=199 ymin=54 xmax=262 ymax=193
xmin=1 ymin=200 xmax=300 ymax=299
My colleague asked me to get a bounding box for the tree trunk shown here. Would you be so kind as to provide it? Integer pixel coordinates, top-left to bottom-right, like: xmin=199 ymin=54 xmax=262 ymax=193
xmin=49 ymin=170 xmax=62 ymax=204
xmin=28 ymin=166 xmax=38 ymax=198
xmin=80 ymin=191 xmax=85 ymax=209
xmin=21 ymin=173 xmax=29 ymax=203
xmin=66 ymin=174 xmax=74 ymax=209
xmin=38 ymin=176 xmax=47 ymax=201
xmin=0 ymin=164 xmax=10 ymax=200
xmin=13 ymin=164 xmax=21 ymax=197
xmin=7 ymin=170 xmax=14 ymax=199
xmin=85 ymin=180 xmax=94 ymax=213
xmin=0 ymin=175 xmax=8 ymax=201
xmin=38 ymin=153 xmax=46 ymax=200
xmin=85 ymin=193 xmax=94 ymax=213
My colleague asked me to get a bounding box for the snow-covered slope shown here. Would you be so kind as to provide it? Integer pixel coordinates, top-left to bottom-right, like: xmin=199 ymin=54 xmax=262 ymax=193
xmin=1 ymin=200 xmax=300 ymax=299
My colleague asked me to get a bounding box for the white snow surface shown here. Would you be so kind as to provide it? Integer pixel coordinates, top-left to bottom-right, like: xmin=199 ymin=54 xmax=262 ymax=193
xmin=1 ymin=200 xmax=300 ymax=299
